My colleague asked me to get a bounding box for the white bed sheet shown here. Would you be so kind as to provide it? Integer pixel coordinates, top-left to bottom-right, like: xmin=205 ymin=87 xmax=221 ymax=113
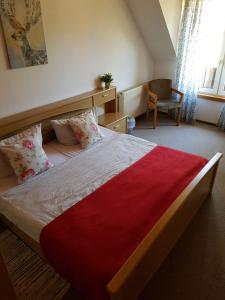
xmin=0 ymin=128 xmax=156 ymax=242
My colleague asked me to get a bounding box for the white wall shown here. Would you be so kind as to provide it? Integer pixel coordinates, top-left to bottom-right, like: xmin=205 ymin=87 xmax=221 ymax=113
xmin=0 ymin=0 xmax=154 ymax=118
xmin=154 ymin=0 xmax=182 ymax=82
xmin=153 ymin=58 xmax=177 ymax=81
xmin=196 ymin=98 xmax=224 ymax=124
xmin=159 ymin=0 xmax=182 ymax=54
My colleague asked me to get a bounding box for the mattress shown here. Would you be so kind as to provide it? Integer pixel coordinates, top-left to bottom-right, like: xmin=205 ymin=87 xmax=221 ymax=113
xmin=0 ymin=128 xmax=156 ymax=242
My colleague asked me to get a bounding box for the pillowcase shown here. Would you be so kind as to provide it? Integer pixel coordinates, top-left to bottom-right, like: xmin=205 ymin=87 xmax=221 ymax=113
xmin=51 ymin=119 xmax=78 ymax=146
xmin=0 ymin=124 xmax=53 ymax=183
xmin=68 ymin=110 xmax=104 ymax=148
xmin=0 ymin=151 xmax=14 ymax=179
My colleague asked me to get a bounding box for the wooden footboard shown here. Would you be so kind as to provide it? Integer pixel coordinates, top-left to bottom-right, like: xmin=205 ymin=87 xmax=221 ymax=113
xmin=107 ymin=152 xmax=222 ymax=300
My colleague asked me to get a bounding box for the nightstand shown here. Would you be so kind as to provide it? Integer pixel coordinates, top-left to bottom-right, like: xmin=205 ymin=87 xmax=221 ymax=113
xmin=98 ymin=112 xmax=128 ymax=133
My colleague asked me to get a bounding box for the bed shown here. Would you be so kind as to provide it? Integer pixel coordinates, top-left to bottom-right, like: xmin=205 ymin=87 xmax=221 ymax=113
xmin=0 ymin=88 xmax=222 ymax=300
xmin=0 ymin=127 xmax=156 ymax=242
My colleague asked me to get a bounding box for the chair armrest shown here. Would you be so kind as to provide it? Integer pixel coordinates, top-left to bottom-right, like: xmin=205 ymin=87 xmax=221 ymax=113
xmin=171 ymin=88 xmax=184 ymax=104
xmin=171 ymin=87 xmax=184 ymax=96
xmin=148 ymin=90 xmax=158 ymax=104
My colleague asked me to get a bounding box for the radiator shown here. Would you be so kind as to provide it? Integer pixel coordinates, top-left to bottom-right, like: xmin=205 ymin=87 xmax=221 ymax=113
xmin=118 ymin=84 xmax=148 ymax=118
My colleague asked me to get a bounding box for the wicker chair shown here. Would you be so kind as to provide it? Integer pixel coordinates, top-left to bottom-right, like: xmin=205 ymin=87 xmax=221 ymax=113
xmin=146 ymin=79 xmax=184 ymax=129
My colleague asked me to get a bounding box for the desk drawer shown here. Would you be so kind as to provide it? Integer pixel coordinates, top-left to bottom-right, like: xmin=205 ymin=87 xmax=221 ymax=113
xmin=93 ymin=88 xmax=116 ymax=106
xmin=107 ymin=117 xmax=127 ymax=133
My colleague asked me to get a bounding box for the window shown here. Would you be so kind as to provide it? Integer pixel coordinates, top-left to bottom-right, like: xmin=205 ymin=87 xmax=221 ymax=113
xmin=198 ymin=0 xmax=225 ymax=96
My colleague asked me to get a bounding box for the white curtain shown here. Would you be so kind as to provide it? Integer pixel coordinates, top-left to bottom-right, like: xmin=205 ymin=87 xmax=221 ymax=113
xmin=217 ymin=106 xmax=225 ymax=131
xmin=175 ymin=0 xmax=203 ymax=123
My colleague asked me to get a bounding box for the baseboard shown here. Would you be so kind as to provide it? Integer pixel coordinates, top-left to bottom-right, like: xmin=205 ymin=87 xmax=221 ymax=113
xmin=196 ymin=120 xmax=217 ymax=126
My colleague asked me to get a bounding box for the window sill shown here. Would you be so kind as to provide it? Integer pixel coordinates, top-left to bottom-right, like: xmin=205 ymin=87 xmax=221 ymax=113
xmin=198 ymin=93 xmax=225 ymax=103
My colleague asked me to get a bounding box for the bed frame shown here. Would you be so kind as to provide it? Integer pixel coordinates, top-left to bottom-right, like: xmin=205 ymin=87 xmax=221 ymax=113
xmin=0 ymin=87 xmax=222 ymax=300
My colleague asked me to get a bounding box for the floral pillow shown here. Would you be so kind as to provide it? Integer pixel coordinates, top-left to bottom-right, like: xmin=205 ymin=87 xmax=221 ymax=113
xmin=69 ymin=110 xmax=104 ymax=148
xmin=0 ymin=124 xmax=53 ymax=183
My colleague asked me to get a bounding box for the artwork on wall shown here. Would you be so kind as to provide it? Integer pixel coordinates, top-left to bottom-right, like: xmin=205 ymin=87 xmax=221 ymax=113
xmin=0 ymin=0 xmax=48 ymax=69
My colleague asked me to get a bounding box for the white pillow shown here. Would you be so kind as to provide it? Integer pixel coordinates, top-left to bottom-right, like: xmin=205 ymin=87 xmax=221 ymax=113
xmin=69 ymin=110 xmax=104 ymax=148
xmin=51 ymin=119 xmax=78 ymax=146
xmin=0 ymin=124 xmax=53 ymax=183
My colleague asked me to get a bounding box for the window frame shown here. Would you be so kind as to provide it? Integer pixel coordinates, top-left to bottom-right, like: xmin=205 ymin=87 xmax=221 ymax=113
xmin=199 ymin=33 xmax=225 ymax=97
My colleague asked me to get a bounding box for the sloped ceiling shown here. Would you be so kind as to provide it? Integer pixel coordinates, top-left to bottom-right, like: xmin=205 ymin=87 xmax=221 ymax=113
xmin=126 ymin=0 xmax=181 ymax=61
xmin=159 ymin=0 xmax=182 ymax=52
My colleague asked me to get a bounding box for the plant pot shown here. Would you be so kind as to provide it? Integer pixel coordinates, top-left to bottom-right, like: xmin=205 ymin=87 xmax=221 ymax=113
xmin=105 ymin=82 xmax=110 ymax=89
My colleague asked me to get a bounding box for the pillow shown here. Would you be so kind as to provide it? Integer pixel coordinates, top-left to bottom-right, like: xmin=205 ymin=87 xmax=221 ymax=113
xmin=51 ymin=119 xmax=78 ymax=146
xmin=0 ymin=124 xmax=53 ymax=183
xmin=0 ymin=151 xmax=14 ymax=179
xmin=68 ymin=110 xmax=104 ymax=148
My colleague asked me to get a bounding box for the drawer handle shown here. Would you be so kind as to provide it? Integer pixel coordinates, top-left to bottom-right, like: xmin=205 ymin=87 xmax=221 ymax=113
xmin=102 ymin=94 xmax=109 ymax=97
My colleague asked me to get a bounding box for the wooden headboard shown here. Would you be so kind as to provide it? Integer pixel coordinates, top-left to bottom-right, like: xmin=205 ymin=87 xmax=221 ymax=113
xmin=0 ymin=87 xmax=117 ymax=143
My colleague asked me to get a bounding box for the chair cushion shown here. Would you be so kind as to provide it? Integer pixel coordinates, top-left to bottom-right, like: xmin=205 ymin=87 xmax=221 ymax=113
xmin=157 ymin=99 xmax=181 ymax=109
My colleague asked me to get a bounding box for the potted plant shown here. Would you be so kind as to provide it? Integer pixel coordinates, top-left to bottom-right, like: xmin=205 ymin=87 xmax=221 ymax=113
xmin=100 ymin=73 xmax=114 ymax=89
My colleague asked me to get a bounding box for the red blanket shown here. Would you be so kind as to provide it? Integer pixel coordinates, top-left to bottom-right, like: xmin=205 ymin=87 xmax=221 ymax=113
xmin=40 ymin=146 xmax=207 ymax=300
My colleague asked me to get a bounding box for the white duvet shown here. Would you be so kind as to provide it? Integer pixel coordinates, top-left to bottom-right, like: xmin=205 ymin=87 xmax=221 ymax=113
xmin=0 ymin=129 xmax=156 ymax=242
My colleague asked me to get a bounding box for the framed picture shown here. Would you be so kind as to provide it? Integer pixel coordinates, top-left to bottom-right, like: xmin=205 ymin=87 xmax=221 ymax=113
xmin=0 ymin=0 xmax=48 ymax=69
